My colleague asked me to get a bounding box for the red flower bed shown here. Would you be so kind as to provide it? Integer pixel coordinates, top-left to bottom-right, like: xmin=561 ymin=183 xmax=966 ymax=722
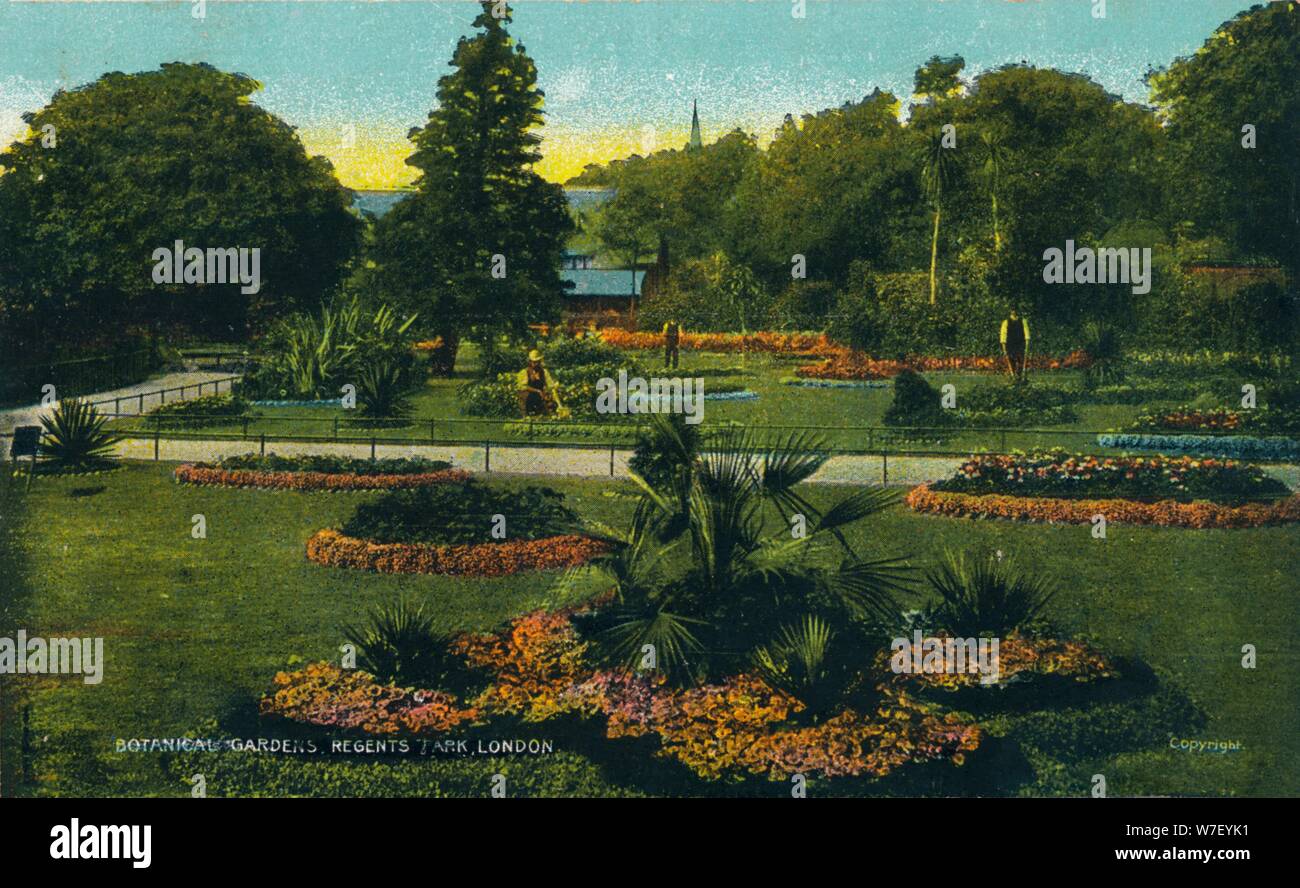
xmin=796 ymin=349 xmax=1092 ymax=380
xmin=305 ymin=529 xmax=610 ymax=577
xmin=600 ymin=329 xmax=837 ymax=355
xmin=175 ymin=464 xmax=471 ymax=492
xmin=905 ymin=483 xmax=1300 ymax=529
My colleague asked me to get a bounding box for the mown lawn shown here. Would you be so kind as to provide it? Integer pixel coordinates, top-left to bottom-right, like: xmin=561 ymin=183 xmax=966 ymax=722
xmin=107 ymin=343 xmax=1183 ymax=455
xmin=1 ymin=462 xmax=1295 ymax=797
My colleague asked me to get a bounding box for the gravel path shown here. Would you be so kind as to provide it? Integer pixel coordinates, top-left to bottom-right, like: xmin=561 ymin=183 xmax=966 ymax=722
xmin=0 ymin=371 xmax=236 ymax=434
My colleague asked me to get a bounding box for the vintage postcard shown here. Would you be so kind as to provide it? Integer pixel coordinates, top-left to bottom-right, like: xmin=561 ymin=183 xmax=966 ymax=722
xmin=0 ymin=0 xmax=1296 ymax=852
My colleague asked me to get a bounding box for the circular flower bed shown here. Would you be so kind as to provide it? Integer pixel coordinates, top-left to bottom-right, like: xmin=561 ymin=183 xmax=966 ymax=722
xmin=305 ymin=529 xmax=610 ymax=577
xmin=175 ymin=454 xmax=469 ymax=492
xmin=905 ymin=483 xmax=1300 ymax=529
xmin=906 ymin=452 xmax=1299 ymax=528
xmin=307 ymin=478 xmax=608 ymax=576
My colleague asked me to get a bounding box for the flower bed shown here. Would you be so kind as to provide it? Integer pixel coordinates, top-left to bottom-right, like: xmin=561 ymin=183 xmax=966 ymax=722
xmin=905 ymin=483 xmax=1300 ymax=529
xmin=601 ymin=329 xmax=836 ymax=355
xmin=267 ymin=609 xmax=982 ymax=782
xmin=305 ymin=529 xmax=610 ymax=577
xmin=249 ymin=398 xmax=344 ymax=408
xmin=796 ymin=349 xmax=1092 ymax=381
xmin=1131 ymin=407 xmax=1243 ymax=432
xmin=261 ymin=662 xmax=478 ymax=735
xmin=146 ymin=394 xmax=254 ymax=428
xmin=930 ymin=452 xmax=1288 ymax=502
xmin=780 ymin=376 xmax=891 ymax=389
xmin=1097 ymin=433 xmax=1300 ymax=461
xmin=881 ymin=636 xmax=1116 ymax=691
xmin=175 ymin=454 xmax=467 ymax=491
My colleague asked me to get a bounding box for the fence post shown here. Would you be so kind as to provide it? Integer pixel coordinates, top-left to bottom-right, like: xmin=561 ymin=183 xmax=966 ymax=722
xmin=160 ymin=388 xmax=165 ymax=404
xmin=1000 ymin=429 xmax=1008 ymax=452
xmin=139 ymin=393 xmax=145 ymax=413
xmin=610 ymin=444 xmax=615 ymax=476
xmin=260 ymin=433 xmax=265 ymax=456
xmin=333 ymin=417 xmax=339 ymax=442
xmin=154 ymin=424 xmax=160 ymax=461
xmin=485 ymin=441 xmax=491 ymax=473
xmin=370 ymin=437 xmax=377 ymax=461
xmin=114 ymin=397 xmax=120 ymax=415
xmin=882 ymin=451 xmax=888 ymax=485
xmin=242 ymin=417 xmax=249 ymax=440
xmin=429 ymin=419 xmax=435 ymax=445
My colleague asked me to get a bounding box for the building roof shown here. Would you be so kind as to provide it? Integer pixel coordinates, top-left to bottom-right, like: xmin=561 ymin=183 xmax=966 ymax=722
xmin=562 ymin=268 xmax=645 ymax=298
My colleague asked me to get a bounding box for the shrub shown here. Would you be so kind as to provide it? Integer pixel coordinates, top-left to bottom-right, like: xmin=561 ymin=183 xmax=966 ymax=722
xmin=340 ymin=480 xmax=577 ymax=545
xmin=883 ymin=370 xmax=951 ymax=427
xmin=37 ymin=399 xmax=120 ymax=472
xmin=924 ymin=553 xmax=1058 ymax=637
xmin=957 ymin=381 xmax=1079 ymax=426
xmin=147 ymin=394 xmax=252 ymax=429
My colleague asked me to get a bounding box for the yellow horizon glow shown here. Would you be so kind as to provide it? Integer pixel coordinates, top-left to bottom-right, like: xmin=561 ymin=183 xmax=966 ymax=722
xmin=298 ymin=124 xmax=700 ymax=190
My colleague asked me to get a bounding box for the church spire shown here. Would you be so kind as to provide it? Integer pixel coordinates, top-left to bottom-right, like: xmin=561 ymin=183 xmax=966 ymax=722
xmin=688 ymin=99 xmax=702 ymax=151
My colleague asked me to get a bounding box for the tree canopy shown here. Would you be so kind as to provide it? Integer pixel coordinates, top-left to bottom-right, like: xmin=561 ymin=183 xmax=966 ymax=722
xmin=0 ymin=62 xmax=360 ymax=353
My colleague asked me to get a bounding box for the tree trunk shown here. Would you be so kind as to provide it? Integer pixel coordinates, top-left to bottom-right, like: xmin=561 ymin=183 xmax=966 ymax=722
xmin=992 ymin=191 xmax=1001 ymax=252
xmin=929 ymin=205 xmax=942 ymax=305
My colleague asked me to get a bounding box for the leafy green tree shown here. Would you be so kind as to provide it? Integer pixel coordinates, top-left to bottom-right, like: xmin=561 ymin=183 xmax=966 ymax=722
xmin=368 ymin=2 xmax=572 ymax=374
xmin=913 ymin=55 xmax=966 ymax=104
xmin=0 ymin=63 xmax=360 ymax=352
xmin=1150 ymin=2 xmax=1300 ymax=280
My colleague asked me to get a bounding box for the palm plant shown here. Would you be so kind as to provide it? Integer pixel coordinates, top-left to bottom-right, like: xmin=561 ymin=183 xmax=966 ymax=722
xmin=38 ymin=399 xmax=120 ymax=471
xmin=355 ymin=358 xmax=414 ymax=420
xmin=565 ymin=417 xmax=914 ymax=685
xmin=339 ymin=597 xmax=458 ymax=687
xmin=752 ymin=615 xmax=837 ymax=716
xmin=1082 ymin=321 xmax=1126 ymax=388
xmin=917 ymin=130 xmax=957 ymax=305
xmin=979 ymin=129 xmax=1008 ymax=252
xmin=925 ymin=551 xmax=1058 ymax=637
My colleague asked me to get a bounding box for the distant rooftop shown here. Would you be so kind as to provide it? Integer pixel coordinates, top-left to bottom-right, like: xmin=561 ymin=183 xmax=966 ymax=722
xmin=562 ymin=268 xmax=644 ymax=298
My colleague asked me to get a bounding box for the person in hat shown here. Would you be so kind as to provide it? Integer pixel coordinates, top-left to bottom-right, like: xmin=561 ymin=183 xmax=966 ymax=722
xmin=662 ymin=318 xmax=682 ymax=369
xmin=999 ymin=310 xmax=1030 ymax=380
xmin=516 ymin=349 xmax=564 ymax=417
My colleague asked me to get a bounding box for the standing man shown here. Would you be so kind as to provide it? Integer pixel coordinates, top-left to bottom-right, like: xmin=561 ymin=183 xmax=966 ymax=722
xmin=662 ymin=318 xmax=681 ymax=370
xmin=1000 ymin=310 xmax=1030 ymax=380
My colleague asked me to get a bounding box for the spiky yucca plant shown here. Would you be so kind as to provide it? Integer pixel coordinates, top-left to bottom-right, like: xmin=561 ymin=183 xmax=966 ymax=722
xmin=38 ymin=399 xmax=120 ymax=471
xmin=926 ymin=552 xmax=1058 ymax=637
xmin=338 ymin=597 xmax=457 ymax=687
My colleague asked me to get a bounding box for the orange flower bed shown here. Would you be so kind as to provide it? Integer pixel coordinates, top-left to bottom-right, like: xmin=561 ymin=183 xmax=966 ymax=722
xmin=305 ymin=529 xmax=610 ymax=577
xmin=261 ymin=662 xmax=478 ymax=735
xmin=905 ymin=483 xmax=1300 ymax=529
xmin=880 ymin=636 xmax=1116 ymax=691
xmin=600 ymin=328 xmax=837 ymax=355
xmin=175 ymin=463 xmax=471 ymax=492
xmin=796 ymin=349 xmax=1092 ymax=380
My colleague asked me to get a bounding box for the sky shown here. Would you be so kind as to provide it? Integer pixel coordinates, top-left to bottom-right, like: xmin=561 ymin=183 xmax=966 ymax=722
xmin=0 ymin=0 xmax=1260 ymax=188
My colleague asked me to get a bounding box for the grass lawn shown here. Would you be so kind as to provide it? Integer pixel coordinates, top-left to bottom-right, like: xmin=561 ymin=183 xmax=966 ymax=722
xmin=1 ymin=462 xmax=1295 ymax=797
xmin=106 ymin=343 xmax=1195 ymax=456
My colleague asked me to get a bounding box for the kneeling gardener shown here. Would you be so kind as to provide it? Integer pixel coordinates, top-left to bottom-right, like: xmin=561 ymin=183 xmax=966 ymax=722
xmin=517 ymin=350 xmax=565 ymax=417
